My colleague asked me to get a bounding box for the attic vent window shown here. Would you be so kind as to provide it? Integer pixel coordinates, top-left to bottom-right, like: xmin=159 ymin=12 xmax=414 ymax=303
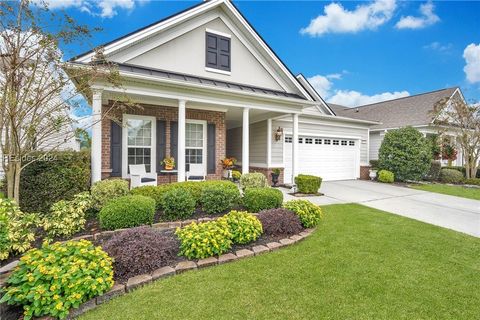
xmin=206 ymin=32 xmax=231 ymax=73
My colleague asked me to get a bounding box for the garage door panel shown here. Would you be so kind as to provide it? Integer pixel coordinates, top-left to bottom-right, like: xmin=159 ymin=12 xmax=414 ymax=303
xmin=284 ymin=135 xmax=359 ymax=183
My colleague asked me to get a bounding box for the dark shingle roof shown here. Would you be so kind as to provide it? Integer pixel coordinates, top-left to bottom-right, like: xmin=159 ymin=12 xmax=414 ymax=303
xmin=327 ymin=103 xmax=350 ymax=115
xmin=330 ymin=87 xmax=458 ymax=129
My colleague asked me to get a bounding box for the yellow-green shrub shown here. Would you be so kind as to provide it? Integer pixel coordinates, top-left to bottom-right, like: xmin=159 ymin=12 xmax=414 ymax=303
xmin=91 ymin=179 xmax=129 ymax=211
xmin=175 ymin=220 xmax=232 ymax=259
xmin=0 ymin=240 xmax=114 ymax=319
xmin=218 ymin=210 xmax=262 ymax=244
xmin=0 ymin=198 xmax=38 ymax=260
xmin=283 ymin=200 xmax=323 ymax=228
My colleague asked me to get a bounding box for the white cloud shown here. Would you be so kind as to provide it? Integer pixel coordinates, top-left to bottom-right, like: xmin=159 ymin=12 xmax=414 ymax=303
xmin=328 ymin=90 xmax=410 ymax=107
xmin=463 ymin=43 xmax=480 ymax=83
xmin=395 ymin=1 xmax=439 ymax=29
xmin=33 ymin=0 xmax=147 ymax=18
xmin=423 ymin=41 xmax=452 ymax=53
xmin=300 ymin=0 xmax=397 ymax=36
xmin=307 ymin=73 xmax=409 ymax=107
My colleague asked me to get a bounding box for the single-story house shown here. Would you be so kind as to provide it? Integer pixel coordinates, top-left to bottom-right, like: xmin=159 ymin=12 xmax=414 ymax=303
xmin=330 ymin=87 xmax=466 ymax=167
xmin=67 ymin=0 xmax=381 ymax=186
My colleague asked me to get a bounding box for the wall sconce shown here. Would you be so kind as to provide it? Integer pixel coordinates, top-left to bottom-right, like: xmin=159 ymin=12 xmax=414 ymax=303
xmin=274 ymin=127 xmax=283 ymax=141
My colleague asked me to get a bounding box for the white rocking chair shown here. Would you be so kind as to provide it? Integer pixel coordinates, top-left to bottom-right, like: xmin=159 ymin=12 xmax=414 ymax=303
xmin=186 ymin=164 xmax=206 ymax=181
xmin=129 ymin=164 xmax=157 ymax=189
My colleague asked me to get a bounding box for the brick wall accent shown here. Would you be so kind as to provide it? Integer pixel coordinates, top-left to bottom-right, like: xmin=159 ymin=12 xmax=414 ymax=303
xmin=360 ymin=166 xmax=371 ymax=180
xmin=248 ymin=167 xmax=284 ymax=186
xmin=101 ymin=102 xmax=226 ymax=184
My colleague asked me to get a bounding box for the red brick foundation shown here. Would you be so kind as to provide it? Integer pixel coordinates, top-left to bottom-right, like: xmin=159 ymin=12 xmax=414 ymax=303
xmin=101 ymin=102 xmax=226 ymax=184
xmin=360 ymin=166 xmax=371 ymax=180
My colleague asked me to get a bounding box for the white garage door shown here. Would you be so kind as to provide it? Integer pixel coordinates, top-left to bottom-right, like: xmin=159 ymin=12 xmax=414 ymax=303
xmin=284 ymin=135 xmax=360 ymax=183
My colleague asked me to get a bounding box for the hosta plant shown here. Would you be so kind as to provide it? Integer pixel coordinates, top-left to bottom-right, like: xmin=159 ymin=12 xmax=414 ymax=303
xmin=283 ymin=200 xmax=323 ymax=228
xmin=0 ymin=198 xmax=38 ymax=260
xmin=218 ymin=210 xmax=263 ymax=244
xmin=0 ymin=240 xmax=114 ymax=320
xmin=175 ymin=220 xmax=232 ymax=259
xmin=42 ymin=192 xmax=92 ymax=240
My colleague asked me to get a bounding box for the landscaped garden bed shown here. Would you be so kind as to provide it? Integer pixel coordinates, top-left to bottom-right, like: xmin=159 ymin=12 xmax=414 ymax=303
xmin=0 ymin=172 xmax=324 ymax=320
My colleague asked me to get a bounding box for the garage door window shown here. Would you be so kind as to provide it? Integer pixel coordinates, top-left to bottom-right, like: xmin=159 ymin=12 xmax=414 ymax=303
xmin=349 ymin=141 xmax=355 ymax=146
xmin=341 ymin=140 xmax=347 ymax=146
xmin=298 ymin=138 xmax=303 ymax=144
xmin=285 ymin=137 xmax=292 ymax=143
xmin=324 ymin=139 xmax=331 ymax=145
xmin=333 ymin=140 xmax=339 ymax=145
xmin=315 ymin=138 xmax=322 ymax=144
xmin=305 ymin=138 xmax=313 ymax=144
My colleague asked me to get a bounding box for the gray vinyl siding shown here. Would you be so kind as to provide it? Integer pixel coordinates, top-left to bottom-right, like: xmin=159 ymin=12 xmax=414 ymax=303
xmin=369 ymin=131 xmax=383 ymax=161
xmin=226 ymin=121 xmax=268 ymax=165
xmin=273 ymin=117 xmax=370 ymax=166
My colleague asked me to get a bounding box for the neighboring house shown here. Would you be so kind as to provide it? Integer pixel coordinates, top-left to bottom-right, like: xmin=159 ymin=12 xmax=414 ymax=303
xmin=67 ymin=0 xmax=378 ymax=186
xmin=330 ymin=87 xmax=465 ymax=166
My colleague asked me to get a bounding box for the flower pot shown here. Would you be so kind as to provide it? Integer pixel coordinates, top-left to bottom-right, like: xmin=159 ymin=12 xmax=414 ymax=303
xmin=165 ymin=165 xmax=174 ymax=170
xmin=369 ymin=169 xmax=377 ymax=181
xmin=223 ymin=169 xmax=232 ymax=179
xmin=271 ymin=173 xmax=279 ymax=187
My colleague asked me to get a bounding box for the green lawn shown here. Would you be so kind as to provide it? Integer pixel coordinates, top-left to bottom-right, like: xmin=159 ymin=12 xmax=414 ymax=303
xmin=81 ymin=204 xmax=480 ymax=320
xmin=411 ymin=184 xmax=480 ymax=200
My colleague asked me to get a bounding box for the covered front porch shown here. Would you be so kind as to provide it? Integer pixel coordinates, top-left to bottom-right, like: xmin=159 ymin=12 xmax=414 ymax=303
xmin=88 ymin=65 xmax=315 ymax=186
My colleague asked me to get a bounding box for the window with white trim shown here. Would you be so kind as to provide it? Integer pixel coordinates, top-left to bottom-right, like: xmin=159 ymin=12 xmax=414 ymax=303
xmin=341 ymin=140 xmax=347 ymax=146
xmin=186 ymin=122 xmax=205 ymax=165
xmin=324 ymin=139 xmax=331 ymax=145
xmin=126 ymin=117 xmax=154 ymax=173
xmin=298 ymin=137 xmax=303 ymax=144
xmin=285 ymin=136 xmax=292 ymax=143
xmin=349 ymin=141 xmax=355 ymax=146
xmin=315 ymin=138 xmax=322 ymax=144
xmin=333 ymin=140 xmax=340 ymax=145
xmin=305 ymin=138 xmax=313 ymax=144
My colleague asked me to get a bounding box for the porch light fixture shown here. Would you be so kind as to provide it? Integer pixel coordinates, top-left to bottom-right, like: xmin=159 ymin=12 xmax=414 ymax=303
xmin=274 ymin=127 xmax=283 ymax=141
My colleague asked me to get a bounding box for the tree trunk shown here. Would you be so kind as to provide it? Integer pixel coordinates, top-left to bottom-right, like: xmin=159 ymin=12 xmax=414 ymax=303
xmin=6 ymin=163 xmax=14 ymax=199
xmin=13 ymin=161 xmax=21 ymax=203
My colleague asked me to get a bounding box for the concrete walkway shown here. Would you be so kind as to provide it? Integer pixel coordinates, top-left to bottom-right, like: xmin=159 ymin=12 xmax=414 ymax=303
xmin=282 ymin=180 xmax=480 ymax=238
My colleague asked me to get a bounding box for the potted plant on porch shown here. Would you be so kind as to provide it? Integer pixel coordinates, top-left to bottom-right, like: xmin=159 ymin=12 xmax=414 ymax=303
xmin=369 ymin=160 xmax=379 ymax=181
xmin=270 ymin=168 xmax=281 ymax=187
xmin=161 ymin=156 xmax=175 ymax=170
xmin=220 ymin=157 xmax=236 ymax=179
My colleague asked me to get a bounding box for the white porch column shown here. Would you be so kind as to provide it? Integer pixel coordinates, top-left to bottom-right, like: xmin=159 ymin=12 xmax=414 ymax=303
xmin=177 ymin=99 xmax=186 ymax=182
xmin=91 ymin=89 xmax=102 ymax=184
xmin=242 ymin=107 xmax=250 ymax=174
xmin=292 ymin=113 xmax=299 ymax=183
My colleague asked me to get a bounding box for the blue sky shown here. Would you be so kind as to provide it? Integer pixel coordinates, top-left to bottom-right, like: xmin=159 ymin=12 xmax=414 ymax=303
xmin=56 ymin=0 xmax=480 ymax=108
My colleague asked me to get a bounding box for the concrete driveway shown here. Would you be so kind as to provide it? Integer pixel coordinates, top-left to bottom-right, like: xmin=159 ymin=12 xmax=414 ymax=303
xmin=282 ymin=180 xmax=480 ymax=237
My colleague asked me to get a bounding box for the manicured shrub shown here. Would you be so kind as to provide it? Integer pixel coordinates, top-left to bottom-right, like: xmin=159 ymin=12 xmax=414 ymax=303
xmin=161 ymin=188 xmax=196 ymax=220
xmin=378 ymin=170 xmax=394 ymax=183
xmin=167 ymin=181 xmax=204 ymax=204
xmin=131 ymin=185 xmax=166 ymax=210
xmin=442 ymin=166 xmax=480 ymax=179
xmin=175 ymin=220 xmax=232 ymax=259
xmin=42 ymin=192 xmax=92 ymax=240
xmin=439 ymin=169 xmax=464 ymax=184
xmin=19 ymin=150 xmax=90 ymax=213
xmin=201 ymin=184 xmax=240 ymax=214
xmin=257 ymin=208 xmax=303 ymax=236
xmin=99 ymin=195 xmax=155 ymax=230
xmin=243 ymin=187 xmax=283 ymax=213
xmin=102 ymin=227 xmax=179 ymax=282
xmin=240 ymin=172 xmax=268 ymax=190
xmin=0 ymin=198 xmax=38 ymax=260
xmin=91 ymin=179 xmax=129 ymax=211
xmin=464 ymin=178 xmax=480 ymax=185
xmin=284 ymin=200 xmax=322 ymax=228
xmin=295 ymin=174 xmax=322 ymax=194
xmin=0 ymin=240 xmax=113 ymax=319
xmin=378 ymin=127 xmax=432 ymax=181
xmin=218 ymin=210 xmax=262 ymax=244
xmin=425 ymin=160 xmax=442 ymax=181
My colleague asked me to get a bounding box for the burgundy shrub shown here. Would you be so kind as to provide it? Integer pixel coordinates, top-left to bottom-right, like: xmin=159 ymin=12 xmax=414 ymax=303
xmin=257 ymin=208 xmax=303 ymax=236
xmin=102 ymin=226 xmax=179 ymax=282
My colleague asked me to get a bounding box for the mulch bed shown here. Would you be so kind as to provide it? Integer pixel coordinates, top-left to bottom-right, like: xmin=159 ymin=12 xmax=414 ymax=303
xmin=288 ymin=192 xmax=324 ymax=197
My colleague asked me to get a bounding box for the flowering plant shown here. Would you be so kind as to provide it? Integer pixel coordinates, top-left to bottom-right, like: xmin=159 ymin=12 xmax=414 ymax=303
xmin=220 ymin=157 xmax=237 ymax=169
xmin=0 ymin=240 xmax=114 ymax=319
xmin=161 ymin=156 xmax=175 ymax=169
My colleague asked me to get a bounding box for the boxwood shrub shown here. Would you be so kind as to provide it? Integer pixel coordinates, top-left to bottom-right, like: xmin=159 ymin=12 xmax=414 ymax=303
xmin=91 ymin=179 xmax=130 ymax=212
xmin=201 ymin=184 xmax=240 ymax=214
xmin=239 ymin=172 xmax=268 ymax=190
xmin=378 ymin=170 xmax=394 ymax=183
xmin=160 ymin=188 xmax=196 ymax=220
xmin=295 ymin=174 xmax=322 ymax=194
xmin=465 ymin=178 xmax=480 ymax=185
xmin=131 ymin=185 xmax=166 ymax=210
xmin=102 ymin=227 xmax=178 ymax=282
xmin=218 ymin=210 xmax=262 ymax=244
xmin=175 ymin=220 xmax=232 ymax=259
xmin=440 ymin=169 xmax=464 ymax=184
xmin=243 ymin=187 xmax=283 ymax=213
xmin=283 ymin=200 xmax=323 ymax=228
xmin=257 ymin=208 xmax=303 ymax=236
xmin=0 ymin=240 xmax=113 ymax=319
xmin=99 ymin=195 xmax=155 ymax=230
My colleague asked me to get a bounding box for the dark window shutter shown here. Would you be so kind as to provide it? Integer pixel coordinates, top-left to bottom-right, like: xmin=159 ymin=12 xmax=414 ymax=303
xmin=110 ymin=121 xmax=122 ymax=177
xmin=156 ymin=120 xmax=166 ymax=173
xmin=207 ymin=123 xmax=216 ymax=174
xmin=170 ymin=121 xmax=178 ymax=165
xmin=205 ymin=32 xmax=230 ymax=71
